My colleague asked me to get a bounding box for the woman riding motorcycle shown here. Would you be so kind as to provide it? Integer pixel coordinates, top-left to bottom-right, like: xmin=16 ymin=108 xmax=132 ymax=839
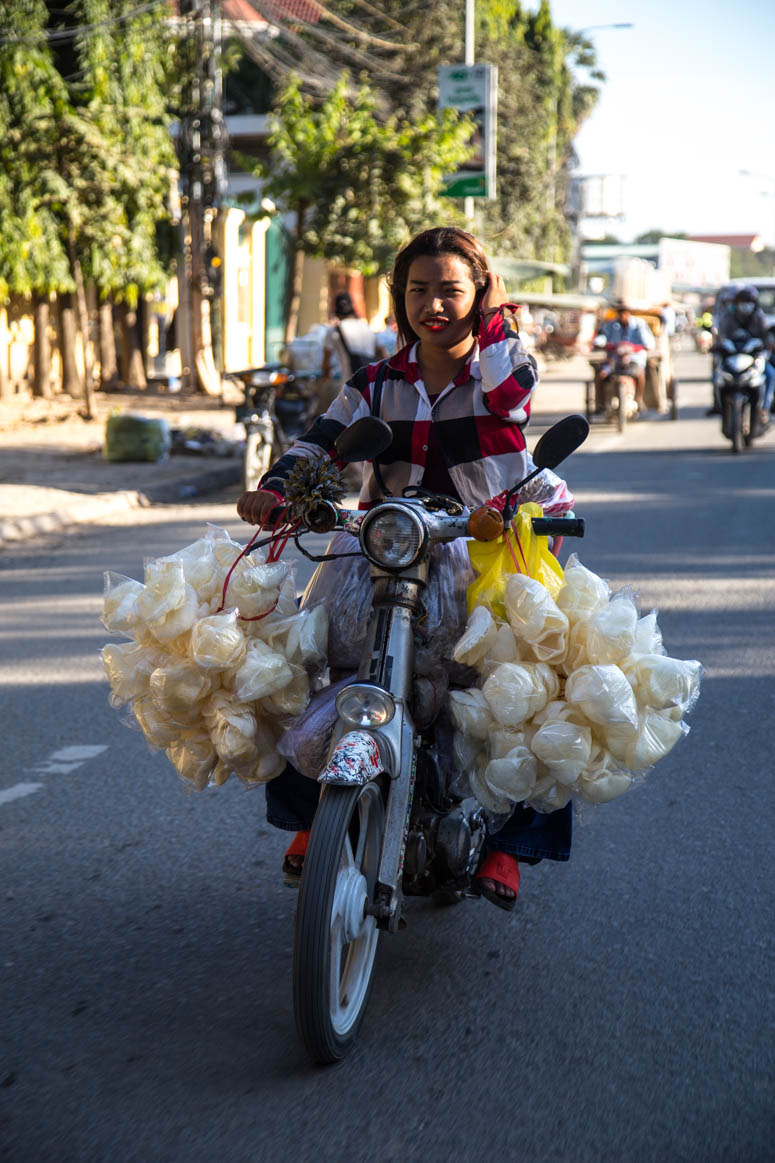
xmin=237 ymin=227 xmax=576 ymax=911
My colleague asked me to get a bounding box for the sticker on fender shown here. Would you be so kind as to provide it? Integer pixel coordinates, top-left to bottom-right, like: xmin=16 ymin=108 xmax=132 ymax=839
xmin=318 ymin=731 xmax=383 ymax=785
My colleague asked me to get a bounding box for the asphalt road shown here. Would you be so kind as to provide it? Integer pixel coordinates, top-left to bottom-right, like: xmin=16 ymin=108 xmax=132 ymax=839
xmin=1 ymin=350 xmax=773 ymax=1162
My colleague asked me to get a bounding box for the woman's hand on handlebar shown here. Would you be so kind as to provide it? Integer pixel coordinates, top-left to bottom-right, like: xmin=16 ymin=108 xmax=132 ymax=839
xmin=237 ymin=488 xmax=286 ymax=526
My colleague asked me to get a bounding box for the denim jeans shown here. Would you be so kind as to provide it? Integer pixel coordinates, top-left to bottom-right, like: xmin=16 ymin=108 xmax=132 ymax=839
xmin=265 ymin=762 xmax=572 ymax=863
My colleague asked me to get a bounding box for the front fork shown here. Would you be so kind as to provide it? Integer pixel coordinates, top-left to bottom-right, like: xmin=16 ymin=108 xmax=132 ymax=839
xmin=323 ymin=571 xmax=427 ymax=931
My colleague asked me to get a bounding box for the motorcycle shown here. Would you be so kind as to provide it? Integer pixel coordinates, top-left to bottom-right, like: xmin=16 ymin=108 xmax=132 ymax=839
xmin=232 ymin=365 xmax=320 ymax=492
xmin=258 ymin=413 xmax=588 ymax=1063
xmin=587 ymin=336 xmax=640 ymax=431
xmin=715 ymin=332 xmax=768 ymax=453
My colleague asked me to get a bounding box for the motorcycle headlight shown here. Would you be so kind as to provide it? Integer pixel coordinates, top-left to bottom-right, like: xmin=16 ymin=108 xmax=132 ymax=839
xmin=361 ymin=505 xmax=426 ymax=569
xmin=336 ymin=683 xmax=395 ymax=728
xmin=727 ymin=353 xmax=754 ymax=373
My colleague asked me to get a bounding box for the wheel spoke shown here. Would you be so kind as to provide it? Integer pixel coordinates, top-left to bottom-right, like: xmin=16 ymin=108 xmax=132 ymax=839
xmin=353 ymin=800 xmax=370 ymax=869
xmin=341 ymin=831 xmax=356 ymax=873
xmin=329 ymin=917 xmax=344 ymax=1017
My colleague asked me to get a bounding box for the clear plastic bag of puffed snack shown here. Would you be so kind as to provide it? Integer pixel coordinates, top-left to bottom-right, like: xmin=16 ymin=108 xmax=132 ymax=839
xmin=584 ymin=592 xmax=639 ymax=666
xmin=100 ymin=641 xmax=164 ymax=707
xmin=481 ymin=662 xmax=552 ymax=728
xmin=101 ymin=572 xmax=144 ymax=637
xmin=189 ymin=609 xmax=247 ymax=672
xmin=555 ymin=553 xmax=610 ymax=625
xmin=503 ymin=573 xmax=569 ymax=664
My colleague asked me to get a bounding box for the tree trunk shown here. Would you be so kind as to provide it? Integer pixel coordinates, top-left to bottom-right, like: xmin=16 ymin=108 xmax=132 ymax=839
xmin=32 ymin=297 xmax=53 ymax=400
xmin=98 ymin=294 xmax=118 ymax=389
xmin=0 ymin=305 xmax=10 ymax=401
xmin=284 ymin=204 xmax=307 ymax=346
xmin=67 ymin=225 xmax=96 ymax=418
xmin=59 ymin=293 xmax=82 ymax=398
xmin=183 ymin=199 xmax=221 ymax=395
xmin=118 ymin=301 xmax=147 ymax=389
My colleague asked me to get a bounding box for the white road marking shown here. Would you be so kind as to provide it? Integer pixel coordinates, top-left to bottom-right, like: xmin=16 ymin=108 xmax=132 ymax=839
xmin=29 ymin=761 xmax=88 ymax=775
xmin=0 ymin=783 xmax=43 ymax=806
xmin=49 ymin=745 xmax=109 ymax=762
xmin=27 ymin=744 xmax=109 ymax=777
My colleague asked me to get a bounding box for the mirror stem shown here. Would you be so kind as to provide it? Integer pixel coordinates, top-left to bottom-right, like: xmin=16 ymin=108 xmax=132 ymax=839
xmin=503 ymin=467 xmax=540 ymax=522
xmin=372 ymin=457 xmax=392 ymax=498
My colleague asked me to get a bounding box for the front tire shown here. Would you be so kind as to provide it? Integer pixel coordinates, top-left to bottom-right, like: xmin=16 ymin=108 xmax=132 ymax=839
xmin=293 ymin=780 xmax=385 ymax=1064
xmin=727 ymin=394 xmax=743 ymax=453
xmin=615 ymin=380 xmax=628 ymax=433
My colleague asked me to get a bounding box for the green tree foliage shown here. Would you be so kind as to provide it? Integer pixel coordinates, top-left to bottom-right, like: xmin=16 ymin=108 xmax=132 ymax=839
xmin=635 ymin=230 xmax=688 ymax=244
xmin=58 ymin=0 xmax=179 ymax=306
xmin=260 ymin=74 xmax=472 ymax=273
xmin=259 ymin=0 xmax=601 ymax=266
xmin=256 ymin=73 xmax=474 ymax=337
xmin=730 ymin=247 xmax=775 ymax=279
xmin=0 ymin=0 xmax=179 ymax=307
xmin=0 ymin=0 xmax=71 ymax=300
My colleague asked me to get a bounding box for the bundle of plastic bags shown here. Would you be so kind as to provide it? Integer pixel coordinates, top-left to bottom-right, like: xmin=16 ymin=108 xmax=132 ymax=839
xmin=100 ymin=526 xmax=328 ymax=791
xmin=449 ymin=552 xmax=702 ymax=814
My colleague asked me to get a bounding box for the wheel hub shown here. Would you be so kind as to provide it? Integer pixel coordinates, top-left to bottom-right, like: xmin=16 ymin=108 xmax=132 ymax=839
xmin=334 ymin=866 xmax=368 ymax=943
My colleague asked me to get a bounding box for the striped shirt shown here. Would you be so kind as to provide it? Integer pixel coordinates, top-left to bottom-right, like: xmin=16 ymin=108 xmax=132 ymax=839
xmin=262 ymin=309 xmax=548 ymax=509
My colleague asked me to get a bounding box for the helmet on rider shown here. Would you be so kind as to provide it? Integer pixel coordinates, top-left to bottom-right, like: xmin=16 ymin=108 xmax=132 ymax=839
xmin=734 ymin=285 xmax=759 ymax=319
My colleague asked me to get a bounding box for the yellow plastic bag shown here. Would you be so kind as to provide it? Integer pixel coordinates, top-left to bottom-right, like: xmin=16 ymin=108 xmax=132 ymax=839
xmin=466 ymin=502 xmax=564 ymax=618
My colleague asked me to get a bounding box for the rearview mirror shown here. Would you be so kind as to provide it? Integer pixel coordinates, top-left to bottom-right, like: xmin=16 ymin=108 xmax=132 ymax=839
xmin=334 ymin=416 xmax=393 ymax=464
xmin=531 ymin=414 xmax=589 ymax=471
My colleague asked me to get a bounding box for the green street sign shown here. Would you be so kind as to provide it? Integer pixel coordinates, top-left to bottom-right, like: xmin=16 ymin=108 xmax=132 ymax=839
xmin=442 ymin=174 xmax=487 ymax=198
xmin=438 ymin=63 xmax=497 ymax=201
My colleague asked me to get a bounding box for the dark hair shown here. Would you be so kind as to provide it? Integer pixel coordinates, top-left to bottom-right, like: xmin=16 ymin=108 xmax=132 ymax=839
xmin=388 ymin=227 xmax=490 ymax=346
xmin=334 ymin=291 xmax=357 ymax=318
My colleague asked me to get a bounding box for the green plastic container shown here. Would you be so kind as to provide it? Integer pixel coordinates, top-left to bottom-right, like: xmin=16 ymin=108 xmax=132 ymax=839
xmin=104 ymin=413 xmax=171 ymax=463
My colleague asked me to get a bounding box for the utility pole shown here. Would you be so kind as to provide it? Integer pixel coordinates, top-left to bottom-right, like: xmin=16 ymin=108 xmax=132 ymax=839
xmin=464 ymin=0 xmax=475 ymax=225
xmin=178 ymin=0 xmax=227 ymax=394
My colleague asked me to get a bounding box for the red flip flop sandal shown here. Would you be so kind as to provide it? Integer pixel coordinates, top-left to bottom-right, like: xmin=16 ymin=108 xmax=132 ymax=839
xmin=473 ymin=851 xmax=520 ymax=912
xmin=282 ymin=830 xmax=310 ymax=887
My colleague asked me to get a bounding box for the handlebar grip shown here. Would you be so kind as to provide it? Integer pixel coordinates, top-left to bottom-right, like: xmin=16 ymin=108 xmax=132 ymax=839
xmin=531 ymin=517 xmax=585 ymax=538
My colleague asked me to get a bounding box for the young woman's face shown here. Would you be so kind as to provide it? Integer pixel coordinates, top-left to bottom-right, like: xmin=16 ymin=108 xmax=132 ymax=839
xmin=404 ymin=253 xmax=479 ymax=349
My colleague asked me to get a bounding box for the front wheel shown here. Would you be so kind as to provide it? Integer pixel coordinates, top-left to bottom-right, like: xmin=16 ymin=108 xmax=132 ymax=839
xmin=242 ymin=429 xmax=274 ymax=492
xmin=727 ymin=394 xmax=744 ymax=453
xmin=293 ymin=780 xmax=385 ymax=1064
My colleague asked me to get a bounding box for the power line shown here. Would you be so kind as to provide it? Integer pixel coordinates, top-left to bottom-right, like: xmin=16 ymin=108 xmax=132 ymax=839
xmin=0 ymin=1 xmax=167 ymax=47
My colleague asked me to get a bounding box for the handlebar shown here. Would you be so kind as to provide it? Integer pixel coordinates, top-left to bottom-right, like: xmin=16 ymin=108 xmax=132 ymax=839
xmin=531 ymin=517 xmax=585 ymax=538
xmin=267 ymin=504 xmax=584 ymax=540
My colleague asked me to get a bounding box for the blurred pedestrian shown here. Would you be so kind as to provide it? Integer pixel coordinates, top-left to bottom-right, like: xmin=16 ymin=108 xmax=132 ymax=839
xmin=375 ymin=314 xmax=399 ymax=358
xmin=321 ymin=293 xmax=384 ymax=408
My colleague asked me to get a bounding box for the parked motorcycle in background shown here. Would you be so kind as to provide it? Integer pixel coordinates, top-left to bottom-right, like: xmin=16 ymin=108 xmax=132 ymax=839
xmin=715 ymin=331 xmax=768 ymax=453
xmin=232 ymin=365 xmax=320 ymax=492
xmin=587 ymin=335 xmax=640 ymax=431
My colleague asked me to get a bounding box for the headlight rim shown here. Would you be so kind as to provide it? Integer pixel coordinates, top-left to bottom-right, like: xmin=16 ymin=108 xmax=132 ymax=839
xmin=360 ymin=502 xmax=427 ymax=571
xmin=335 ymin=682 xmax=396 ymax=729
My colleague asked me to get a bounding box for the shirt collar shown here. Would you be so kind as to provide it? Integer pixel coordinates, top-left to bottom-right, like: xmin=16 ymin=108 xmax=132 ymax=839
xmin=388 ymin=340 xmax=482 ymax=388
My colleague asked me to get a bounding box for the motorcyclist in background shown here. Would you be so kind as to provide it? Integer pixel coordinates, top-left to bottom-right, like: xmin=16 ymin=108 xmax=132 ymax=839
xmin=596 ymin=301 xmax=655 ymax=414
xmin=765 ymin=325 xmax=775 ymax=417
xmin=709 ymin=286 xmax=770 ymax=420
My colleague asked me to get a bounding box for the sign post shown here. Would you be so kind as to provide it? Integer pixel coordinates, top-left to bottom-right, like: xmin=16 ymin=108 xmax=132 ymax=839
xmin=438 ymin=63 xmax=497 ymax=201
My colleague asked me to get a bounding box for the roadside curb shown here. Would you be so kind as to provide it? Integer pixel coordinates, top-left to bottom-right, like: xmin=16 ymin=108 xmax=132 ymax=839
xmin=0 ymin=461 xmax=241 ymax=549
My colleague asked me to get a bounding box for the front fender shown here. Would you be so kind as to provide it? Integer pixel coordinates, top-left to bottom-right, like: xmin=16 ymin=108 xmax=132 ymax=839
xmin=317 ymin=731 xmax=387 ymax=787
